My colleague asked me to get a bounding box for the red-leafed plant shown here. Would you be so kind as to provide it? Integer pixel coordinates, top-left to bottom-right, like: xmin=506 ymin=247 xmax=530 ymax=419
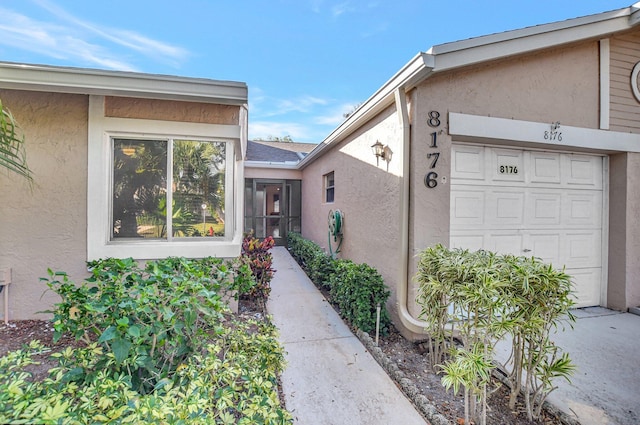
xmin=240 ymin=232 xmax=276 ymax=301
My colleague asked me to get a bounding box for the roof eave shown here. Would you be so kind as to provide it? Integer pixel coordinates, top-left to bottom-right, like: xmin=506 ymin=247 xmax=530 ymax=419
xmin=430 ymin=6 xmax=640 ymax=72
xmin=245 ymin=161 xmax=300 ymax=169
xmin=298 ymin=52 xmax=434 ymax=169
xmin=298 ymin=4 xmax=640 ymax=170
xmin=0 ymin=61 xmax=248 ymax=105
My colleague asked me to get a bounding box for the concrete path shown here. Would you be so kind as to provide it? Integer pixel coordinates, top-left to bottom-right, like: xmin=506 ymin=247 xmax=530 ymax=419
xmin=267 ymin=247 xmax=428 ymax=425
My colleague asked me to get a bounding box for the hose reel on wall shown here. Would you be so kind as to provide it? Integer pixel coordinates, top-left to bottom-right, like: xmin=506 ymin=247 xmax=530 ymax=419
xmin=328 ymin=209 xmax=344 ymax=258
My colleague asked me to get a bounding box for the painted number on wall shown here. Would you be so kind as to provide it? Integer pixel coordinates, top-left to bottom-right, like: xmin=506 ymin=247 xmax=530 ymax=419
xmin=425 ymin=111 xmax=441 ymax=189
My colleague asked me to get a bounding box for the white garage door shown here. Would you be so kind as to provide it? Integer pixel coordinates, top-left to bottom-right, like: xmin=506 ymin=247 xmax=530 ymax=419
xmin=450 ymin=144 xmax=605 ymax=307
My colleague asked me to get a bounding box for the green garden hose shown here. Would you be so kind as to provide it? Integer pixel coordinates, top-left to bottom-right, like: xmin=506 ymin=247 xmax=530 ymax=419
xmin=328 ymin=209 xmax=344 ymax=258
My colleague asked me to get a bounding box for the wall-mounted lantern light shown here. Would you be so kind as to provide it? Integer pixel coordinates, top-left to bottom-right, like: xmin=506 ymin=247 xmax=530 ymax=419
xmin=371 ymin=140 xmax=393 ymax=166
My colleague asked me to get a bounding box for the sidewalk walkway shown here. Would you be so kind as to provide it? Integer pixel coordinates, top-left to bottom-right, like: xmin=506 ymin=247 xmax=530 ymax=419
xmin=267 ymin=247 xmax=428 ymax=425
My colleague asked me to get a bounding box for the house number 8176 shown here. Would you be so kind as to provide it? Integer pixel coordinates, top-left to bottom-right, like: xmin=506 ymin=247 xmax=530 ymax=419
xmin=425 ymin=110 xmax=441 ymax=189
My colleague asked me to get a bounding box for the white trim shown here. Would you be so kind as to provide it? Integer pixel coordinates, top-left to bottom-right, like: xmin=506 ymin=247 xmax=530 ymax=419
xmin=298 ymin=53 xmax=434 ymax=168
xmin=87 ymin=95 xmax=242 ymax=260
xmin=0 ymin=61 xmax=247 ymax=105
xmin=601 ymin=156 xmax=610 ymax=307
xmin=449 ymin=112 xmax=640 ymax=153
xmin=429 ymin=10 xmax=635 ymax=73
xmin=244 ymin=161 xmax=300 ymax=169
xmin=600 ymin=39 xmax=611 ymax=130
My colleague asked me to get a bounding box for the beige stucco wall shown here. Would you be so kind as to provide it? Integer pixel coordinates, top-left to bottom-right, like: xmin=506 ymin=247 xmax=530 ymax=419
xmin=406 ymin=41 xmax=603 ymax=320
xmin=105 ymin=96 xmax=240 ymax=124
xmin=244 ymin=167 xmax=302 ymax=180
xmin=300 ymin=38 xmax=640 ymax=337
xmin=301 ymin=104 xmax=406 ymax=321
xmin=0 ymin=89 xmax=89 ymax=320
xmin=608 ymin=152 xmax=640 ymax=310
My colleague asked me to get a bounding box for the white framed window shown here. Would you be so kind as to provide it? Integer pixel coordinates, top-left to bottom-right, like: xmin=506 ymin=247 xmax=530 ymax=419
xmin=324 ymin=171 xmax=335 ymax=203
xmin=88 ymin=96 xmax=243 ymax=260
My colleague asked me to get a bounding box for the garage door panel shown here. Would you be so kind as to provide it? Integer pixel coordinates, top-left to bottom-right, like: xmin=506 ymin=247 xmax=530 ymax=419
xmin=451 ymin=189 xmax=485 ymax=227
xmin=530 ymin=152 xmax=561 ymax=184
xmin=562 ymin=231 xmax=601 ymax=268
xmin=485 ymin=190 xmax=525 ymax=226
xmin=487 ymin=232 xmax=524 ymax=256
xmin=491 ymin=148 xmax=525 ymax=183
xmin=527 ymin=191 xmax=562 ymax=226
xmin=451 ymin=145 xmax=486 ymax=181
xmin=527 ymin=233 xmax=561 ymax=265
xmin=450 ymin=144 xmax=605 ymax=308
xmin=568 ymin=268 xmax=601 ymax=307
xmin=563 ymin=192 xmax=603 ymax=228
xmin=450 ymin=233 xmax=485 ymax=252
xmin=563 ymin=154 xmax=603 ymax=189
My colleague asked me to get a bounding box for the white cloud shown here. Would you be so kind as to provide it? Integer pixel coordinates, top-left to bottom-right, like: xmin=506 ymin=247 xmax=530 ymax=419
xmin=250 ymin=119 xmax=336 ymax=143
xmin=273 ymin=95 xmax=329 ymax=115
xmin=332 ymin=2 xmax=354 ymax=17
xmin=0 ymin=1 xmax=189 ymax=71
xmin=314 ymin=102 xmax=360 ymax=126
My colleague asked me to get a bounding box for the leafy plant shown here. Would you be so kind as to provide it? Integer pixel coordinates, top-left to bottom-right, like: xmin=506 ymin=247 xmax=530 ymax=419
xmin=240 ymin=232 xmax=276 ymax=301
xmin=0 ymin=97 xmax=33 ymax=183
xmin=41 ymin=256 xmax=231 ymax=393
xmin=0 ymin=321 xmax=292 ymax=424
xmin=287 ymin=232 xmax=391 ymax=335
xmin=415 ymin=245 xmax=576 ymax=423
xmin=329 ymin=260 xmax=391 ymax=334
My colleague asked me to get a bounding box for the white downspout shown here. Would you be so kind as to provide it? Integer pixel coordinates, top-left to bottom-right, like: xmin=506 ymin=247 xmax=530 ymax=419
xmin=395 ymin=88 xmax=429 ymax=334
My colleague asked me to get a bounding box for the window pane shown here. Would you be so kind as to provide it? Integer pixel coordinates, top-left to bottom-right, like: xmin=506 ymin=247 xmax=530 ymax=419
xmin=173 ymin=140 xmax=226 ymax=237
xmin=112 ymin=139 xmax=167 ymax=239
xmin=326 ymin=187 xmax=335 ymax=203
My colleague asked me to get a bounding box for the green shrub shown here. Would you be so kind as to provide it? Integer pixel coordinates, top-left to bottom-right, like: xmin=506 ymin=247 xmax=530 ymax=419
xmin=287 ymin=232 xmax=391 ymax=334
xmin=287 ymin=232 xmax=336 ymax=289
xmin=0 ymin=320 xmax=292 ymax=424
xmin=240 ymin=232 xmax=276 ymax=300
xmin=41 ymin=257 xmax=231 ymax=394
xmin=329 ymin=260 xmax=391 ymax=334
xmin=415 ymin=245 xmax=575 ymax=423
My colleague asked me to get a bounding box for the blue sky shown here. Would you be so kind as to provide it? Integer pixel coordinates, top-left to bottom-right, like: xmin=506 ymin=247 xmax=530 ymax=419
xmin=0 ymin=0 xmax=633 ymax=143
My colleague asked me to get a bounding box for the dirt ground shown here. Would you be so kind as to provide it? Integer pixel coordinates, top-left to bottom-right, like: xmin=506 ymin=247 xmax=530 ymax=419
xmin=378 ymin=325 xmax=565 ymax=425
xmin=1 ymin=317 xmax=565 ymax=425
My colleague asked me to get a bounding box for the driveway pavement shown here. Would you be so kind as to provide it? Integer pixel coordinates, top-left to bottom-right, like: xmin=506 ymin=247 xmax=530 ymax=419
xmin=495 ymin=307 xmax=640 ymax=425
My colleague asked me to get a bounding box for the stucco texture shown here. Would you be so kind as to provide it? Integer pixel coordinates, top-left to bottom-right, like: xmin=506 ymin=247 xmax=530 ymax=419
xmin=0 ymin=90 xmax=89 ymax=320
xmin=406 ymin=41 xmax=603 ymax=319
xmin=301 ymin=104 xmax=405 ymax=322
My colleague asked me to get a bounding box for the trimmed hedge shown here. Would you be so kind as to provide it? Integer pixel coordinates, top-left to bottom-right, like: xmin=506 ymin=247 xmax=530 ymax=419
xmin=287 ymin=232 xmax=391 ymax=334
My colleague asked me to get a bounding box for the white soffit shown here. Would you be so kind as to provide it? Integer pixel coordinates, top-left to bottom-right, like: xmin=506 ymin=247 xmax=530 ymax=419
xmin=0 ymin=62 xmax=248 ymax=105
xmin=449 ymin=112 xmax=640 ymax=153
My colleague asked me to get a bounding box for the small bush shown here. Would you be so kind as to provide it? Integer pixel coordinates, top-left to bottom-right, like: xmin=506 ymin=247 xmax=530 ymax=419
xmin=0 ymin=320 xmax=292 ymax=424
xmin=329 ymin=260 xmax=391 ymax=334
xmin=287 ymin=232 xmax=391 ymax=334
xmin=286 ymin=232 xmax=337 ymax=289
xmin=240 ymin=232 xmax=276 ymax=300
xmin=41 ymin=257 xmax=231 ymax=394
xmin=415 ymin=244 xmax=575 ymax=423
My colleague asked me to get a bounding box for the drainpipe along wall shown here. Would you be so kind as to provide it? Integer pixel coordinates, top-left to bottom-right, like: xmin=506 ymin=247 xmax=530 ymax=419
xmin=395 ymin=88 xmax=429 ymax=337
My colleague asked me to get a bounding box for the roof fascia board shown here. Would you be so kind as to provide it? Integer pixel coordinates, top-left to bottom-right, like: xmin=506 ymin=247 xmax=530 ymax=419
xmin=0 ymin=62 xmax=248 ymax=105
xmin=298 ymin=53 xmax=433 ymax=168
xmin=244 ymin=161 xmax=300 ymax=169
xmin=430 ymin=10 xmax=636 ymax=72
